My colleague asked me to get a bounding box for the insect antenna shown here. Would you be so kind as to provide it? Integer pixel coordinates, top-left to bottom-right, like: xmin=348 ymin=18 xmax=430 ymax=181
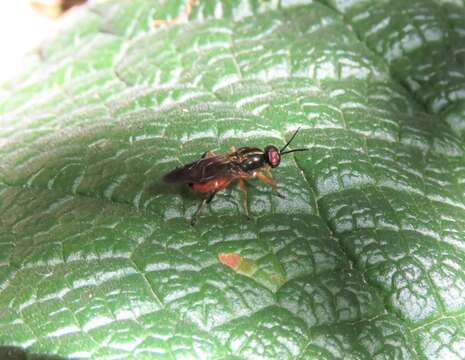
xmin=280 ymin=127 xmax=308 ymax=155
xmin=281 ymin=148 xmax=308 ymax=155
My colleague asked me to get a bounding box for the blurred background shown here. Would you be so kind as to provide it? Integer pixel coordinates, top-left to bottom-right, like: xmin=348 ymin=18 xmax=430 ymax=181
xmin=0 ymin=0 xmax=87 ymax=83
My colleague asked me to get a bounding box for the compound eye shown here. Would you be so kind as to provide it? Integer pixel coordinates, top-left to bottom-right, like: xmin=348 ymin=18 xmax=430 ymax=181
xmin=266 ymin=146 xmax=281 ymax=167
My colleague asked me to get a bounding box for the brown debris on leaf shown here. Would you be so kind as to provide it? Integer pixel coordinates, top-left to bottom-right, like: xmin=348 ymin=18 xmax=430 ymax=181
xmin=219 ymin=253 xmax=286 ymax=292
xmin=30 ymin=0 xmax=88 ymax=19
xmin=218 ymin=253 xmax=242 ymax=270
xmin=218 ymin=253 xmax=258 ymax=276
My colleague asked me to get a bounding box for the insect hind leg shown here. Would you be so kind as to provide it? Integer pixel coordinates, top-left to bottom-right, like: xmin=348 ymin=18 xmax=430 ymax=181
xmin=206 ymin=191 xmax=217 ymax=204
xmin=191 ymin=191 xmax=217 ymax=226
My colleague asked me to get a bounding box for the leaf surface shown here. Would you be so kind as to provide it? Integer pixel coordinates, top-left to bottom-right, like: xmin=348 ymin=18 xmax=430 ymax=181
xmin=1 ymin=0 xmax=465 ymax=359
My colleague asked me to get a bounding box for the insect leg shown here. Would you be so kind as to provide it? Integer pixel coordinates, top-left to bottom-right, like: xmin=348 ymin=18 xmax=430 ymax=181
xmin=191 ymin=199 xmax=206 ymax=226
xmin=191 ymin=191 xmax=217 ymax=226
xmin=201 ymin=151 xmax=217 ymax=159
xmin=206 ymin=191 xmax=217 ymax=204
xmin=274 ymin=191 xmax=286 ymax=199
xmin=255 ymin=172 xmax=286 ymax=199
xmin=255 ymin=172 xmax=277 ymax=190
xmin=265 ymin=167 xmax=273 ymax=179
xmin=238 ymin=178 xmax=251 ymax=220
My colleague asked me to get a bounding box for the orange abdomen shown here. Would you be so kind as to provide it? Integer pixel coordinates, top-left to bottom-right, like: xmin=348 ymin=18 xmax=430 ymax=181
xmin=191 ymin=178 xmax=231 ymax=193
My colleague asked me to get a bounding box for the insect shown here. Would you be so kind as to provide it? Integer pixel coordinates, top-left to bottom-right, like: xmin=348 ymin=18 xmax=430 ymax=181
xmin=163 ymin=128 xmax=308 ymax=225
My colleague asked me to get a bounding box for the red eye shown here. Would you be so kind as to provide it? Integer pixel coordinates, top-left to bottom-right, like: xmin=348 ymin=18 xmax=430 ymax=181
xmin=270 ymin=150 xmax=279 ymax=166
xmin=265 ymin=145 xmax=281 ymax=167
xmin=264 ymin=147 xmax=279 ymax=168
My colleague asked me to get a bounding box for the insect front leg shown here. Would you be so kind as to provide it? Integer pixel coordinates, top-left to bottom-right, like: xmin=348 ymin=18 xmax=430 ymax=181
xmin=255 ymin=172 xmax=277 ymax=190
xmin=255 ymin=172 xmax=286 ymax=199
xmin=191 ymin=191 xmax=217 ymax=226
xmin=264 ymin=167 xmax=274 ymax=179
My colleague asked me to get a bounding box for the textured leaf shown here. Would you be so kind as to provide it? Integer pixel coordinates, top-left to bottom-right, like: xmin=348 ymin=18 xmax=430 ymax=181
xmin=1 ymin=0 xmax=465 ymax=359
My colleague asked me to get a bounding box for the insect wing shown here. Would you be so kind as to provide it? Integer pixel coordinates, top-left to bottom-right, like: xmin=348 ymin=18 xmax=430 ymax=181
xmin=163 ymin=153 xmax=238 ymax=184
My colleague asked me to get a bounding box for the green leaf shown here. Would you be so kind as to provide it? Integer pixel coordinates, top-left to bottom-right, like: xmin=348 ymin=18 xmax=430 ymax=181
xmin=1 ymin=0 xmax=465 ymax=359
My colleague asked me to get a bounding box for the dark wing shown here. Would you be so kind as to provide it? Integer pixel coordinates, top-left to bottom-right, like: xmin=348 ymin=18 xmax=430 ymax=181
xmin=163 ymin=153 xmax=245 ymax=184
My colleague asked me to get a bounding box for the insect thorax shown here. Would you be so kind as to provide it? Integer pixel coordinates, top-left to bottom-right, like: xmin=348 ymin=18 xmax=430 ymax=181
xmin=237 ymin=148 xmax=265 ymax=172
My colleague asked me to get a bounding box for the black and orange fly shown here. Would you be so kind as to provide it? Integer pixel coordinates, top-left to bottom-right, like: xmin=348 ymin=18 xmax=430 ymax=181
xmin=163 ymin=128 xmax=307 ymax=225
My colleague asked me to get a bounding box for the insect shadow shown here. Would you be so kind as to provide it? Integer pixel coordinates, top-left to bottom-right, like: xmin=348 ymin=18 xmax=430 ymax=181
xmin=147 ymin=177 xmax=199 ymax=200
